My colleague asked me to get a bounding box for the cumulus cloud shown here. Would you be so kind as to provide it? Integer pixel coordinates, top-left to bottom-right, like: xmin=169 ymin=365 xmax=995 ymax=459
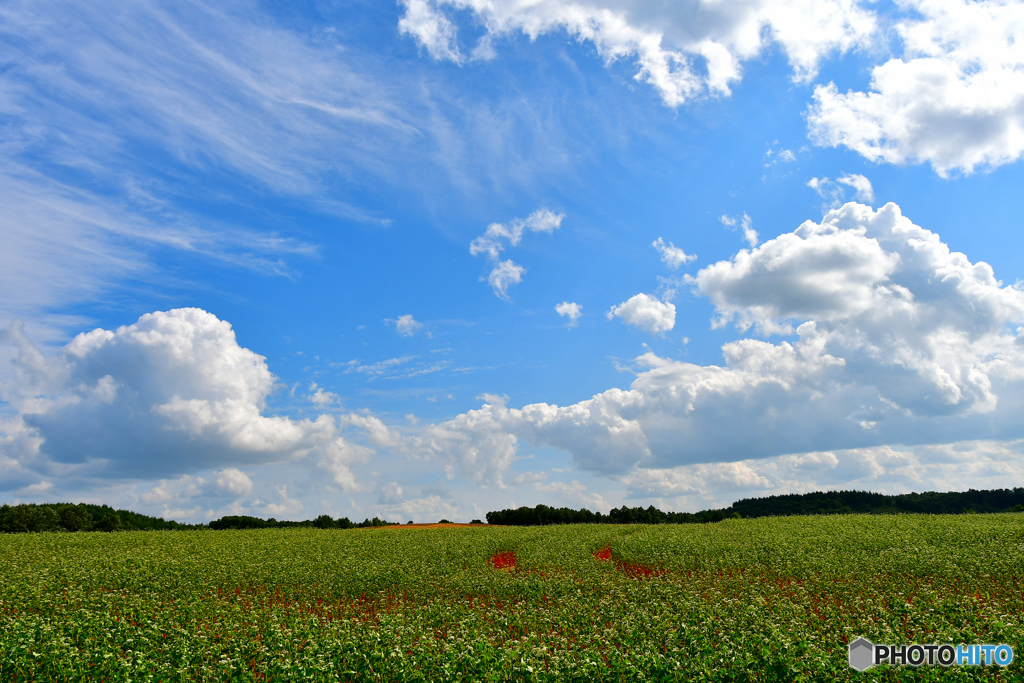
xmin=399 ymin=0 xmax=876 ymax=106
xmin=215 ymin=467 xmax=254 ymax=496
xmin=0 ymin=308 xmax=374 ymax=488
xmin=652 ymin=237 xmax=696 ymax=268
xmin=470 ymin=208 xmax=563 ymax=299
xmin=308 ymin=383 xmax=339 ymax=406
xmin=555 ymin=301 xmax=583 ymax=327
xmin=621 ymin=439 xmax=1024 ymax=510
xmin=607 ymin=293 xmax=676 ymax=334
xmin=808 ymin=0 xmax=1024 ymax=175
xmin=386 ymin=494 xmax=461 ymax=522
xmin=391 ymin=314 xmax=424 ymax=337
xmin=421 ymin=203 xmax=1024 ymax=483
xmin=412 ymin=394 xmax=520 ymax=484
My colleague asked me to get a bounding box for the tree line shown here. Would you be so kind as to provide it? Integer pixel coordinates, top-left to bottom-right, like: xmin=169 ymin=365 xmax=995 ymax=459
xmin=0 ymin=504 xmax=400 ymax=533
xmin=729 ymin=488 xmax=1024 ymax=518
xmin=486 ymin=488 xmax=1024 ymax=526
xmin=207 ymin=515 xmax=397 ymax=530
xmin=484 ymin=504 xmax=735 ymax=526
xmin=4 ymin=488 xmax=1023 ymax=533
xmin=0 ymin=503 xmax=200 ymax=533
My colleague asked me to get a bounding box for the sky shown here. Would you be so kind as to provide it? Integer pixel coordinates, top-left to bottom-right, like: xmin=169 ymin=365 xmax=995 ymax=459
xmin=2 ymin=0 xmax=1024 ymax=523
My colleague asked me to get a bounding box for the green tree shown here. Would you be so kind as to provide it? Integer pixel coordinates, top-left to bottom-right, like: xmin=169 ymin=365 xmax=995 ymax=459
xmin=58 ymin=504 xmax=94 ymax=532
xmin=95 ymin=515 xmax=123 ymax=532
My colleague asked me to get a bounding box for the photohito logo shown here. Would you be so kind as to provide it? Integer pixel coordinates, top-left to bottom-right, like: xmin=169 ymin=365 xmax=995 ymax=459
xmin=848 ymin=637 xmax=1014 ymax=671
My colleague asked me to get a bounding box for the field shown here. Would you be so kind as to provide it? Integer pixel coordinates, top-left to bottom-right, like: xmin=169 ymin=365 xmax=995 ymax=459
xmin=2 ymin=515 xmax=1023 ymax=682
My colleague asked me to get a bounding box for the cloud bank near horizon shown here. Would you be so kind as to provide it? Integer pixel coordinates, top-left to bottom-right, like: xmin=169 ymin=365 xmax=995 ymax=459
xmin=3 ymin=202 xmax=1024 ymax=519
xmin=423 ymin=201 xmax=1024 ymax=479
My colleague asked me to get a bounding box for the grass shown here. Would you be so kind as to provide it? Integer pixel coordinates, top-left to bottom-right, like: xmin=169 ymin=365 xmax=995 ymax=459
xmin=1 ymin=514 xmax=1022 ymax=681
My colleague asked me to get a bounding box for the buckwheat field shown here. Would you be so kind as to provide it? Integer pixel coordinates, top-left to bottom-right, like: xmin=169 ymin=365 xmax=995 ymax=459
xmin=2 ymin=515 xmax=1022 ymax=681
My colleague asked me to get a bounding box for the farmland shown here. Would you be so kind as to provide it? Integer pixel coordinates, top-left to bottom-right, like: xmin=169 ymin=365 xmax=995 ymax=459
xmin=2 ymin=515 xmax=1022 ymax=681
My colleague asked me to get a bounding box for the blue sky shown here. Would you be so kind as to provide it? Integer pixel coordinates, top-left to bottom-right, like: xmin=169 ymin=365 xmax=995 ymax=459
xmin=3 ymin=0 xmax=1024 ymax=522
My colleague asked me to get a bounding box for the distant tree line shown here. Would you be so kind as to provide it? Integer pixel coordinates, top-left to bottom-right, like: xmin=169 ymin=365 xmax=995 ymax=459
xmin=485 ymin=504 xmax=733 ymax=526
xmin=0 ymin=503 xmax=199 ymax=533
xmin=486 ymin=488 xmax=1024 ymax=526
xmin=207 ymin=514 xmax=397 ymax=530
xmin=729 ymin=488 xmax=1024 ymax=518
xmin=5 ymin=488 xmax=1023 ymax=533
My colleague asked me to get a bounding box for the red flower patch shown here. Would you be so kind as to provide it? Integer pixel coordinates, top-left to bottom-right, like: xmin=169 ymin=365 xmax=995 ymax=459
xmin=490 ymin=551 xmax=517 ymax=570
xmin=593 ymin=544 xmax=664 ymax=579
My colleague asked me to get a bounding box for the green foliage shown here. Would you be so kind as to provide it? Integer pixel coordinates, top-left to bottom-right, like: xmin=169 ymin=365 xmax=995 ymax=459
xmin=207 ymin=514 xmax=391 ymax=530
xmin=1 ymin=515 xmax=1022 ymax=681
xmin=0 ymin=503 xmax=198 ymax=534
xmin=486 ymin=503 xmax=724 ymax=526
xmin=488 ymin=489 xmax=1024 ymax=526
xmin=57 ymin=504 xmax=93 ymax=532
xmin=730 ymin=488 xmax=1024 ymax=517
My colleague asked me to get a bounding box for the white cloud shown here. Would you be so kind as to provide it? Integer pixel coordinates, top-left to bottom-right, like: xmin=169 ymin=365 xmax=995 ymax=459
xmin=555 ymin=301 xmax=583 ymax=327
xmin=740 ymin=214 xmax=759 ymax=247
xmin=378 ymin=480 xmax=405 ymax=505
xmin=422 ymin=202 xmax=1024 ymax=482
xmin=392 ymin=314 xmax=424 ymax=337
xmin=621 ymin=439 xmax=1024 ymax=510
xmin=470 ymin=208 xmax=563 ymax=299
xmin=470 ymin=209 xmax=564 ymax=259
xmin=263 ymin=485 xmax=304 ymax=517
xmin=807 ymin=176 xmax=845 ymax=210
xmin=399 ymin=0 xmax=876 ymax=106
xmin=607 ymin=293 xmax=676 ymax=334
xmin=808 ymin=0 xmax=1024 ymax=175
xmin=652 ymin=237 xmax=697 ymax=268
xmin=808 ymin=174 xmax=875 ymax=209
xmin=765 ymin=146 xmax=797 ymax=167
xmin=398 ymin=0 xmax=463 ymax=63
xmin=487 ymin=260 xmax=526 ymax=300
xmin=837 ymin=173 xmax=874 ymax=204
xmin=215 ymin=467 xmax=254 ymax=496
xmin=0 ymin=308 xmax=374 ymax=486
xmin=412 ymin=394 xmax=520 ymax=485
xmin=1 ymin=0 xmax=426 ymax=199
xmin=308 ymin=383 xmax=339 ymax=406
xmin=0 ymin=168 xmax=318 ymax=343
xmin=386 ymin=494 xmax=461 ymax=522
xmin=721 ymin=212 xmax=758 ymax=247
xmin=342 ymin=356 xmax=417 ymax=378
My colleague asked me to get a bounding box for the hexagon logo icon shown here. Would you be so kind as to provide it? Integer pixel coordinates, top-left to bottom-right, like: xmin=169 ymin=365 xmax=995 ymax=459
xmin=849 ymin=637 xmax=875 ymax=671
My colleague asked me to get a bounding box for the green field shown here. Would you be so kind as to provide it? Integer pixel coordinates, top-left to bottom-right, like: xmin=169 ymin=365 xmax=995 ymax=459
xmin=2 ymin=515 xmax=1022 ymax=681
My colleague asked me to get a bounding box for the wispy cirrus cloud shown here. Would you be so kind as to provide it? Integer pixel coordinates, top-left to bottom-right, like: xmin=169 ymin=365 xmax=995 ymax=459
xmin=0 ymin=165 xmax=318 ymax=341
xmin=1 ymin=0 xmax=587 ymax=339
